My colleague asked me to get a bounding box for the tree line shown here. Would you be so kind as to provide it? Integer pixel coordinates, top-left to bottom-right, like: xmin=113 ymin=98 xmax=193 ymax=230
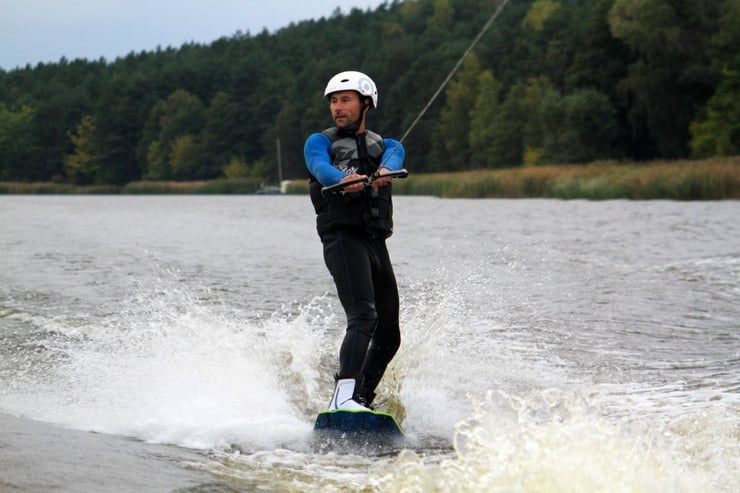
xmin=0 ymin=0 xmax=737 ymax=185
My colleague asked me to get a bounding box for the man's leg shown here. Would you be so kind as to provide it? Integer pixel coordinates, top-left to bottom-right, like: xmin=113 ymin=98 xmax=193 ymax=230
xmin=357 ymin=239 xmax=401 ymax=405
xmin=322 ymin=231 xmax=378 ymax=381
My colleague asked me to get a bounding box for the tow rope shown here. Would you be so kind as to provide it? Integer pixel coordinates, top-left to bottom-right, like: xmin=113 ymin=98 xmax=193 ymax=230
xmin=382 ymin=0 xmax=512 ymax=166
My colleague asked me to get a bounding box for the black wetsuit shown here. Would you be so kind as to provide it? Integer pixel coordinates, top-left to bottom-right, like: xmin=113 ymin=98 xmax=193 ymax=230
xmin=304 ymin=127 xmax=405 ymax=404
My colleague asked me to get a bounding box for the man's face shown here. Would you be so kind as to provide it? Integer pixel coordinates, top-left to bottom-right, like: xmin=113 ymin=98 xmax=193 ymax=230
xmin=329 ymin=90 xmax=362 ymax=130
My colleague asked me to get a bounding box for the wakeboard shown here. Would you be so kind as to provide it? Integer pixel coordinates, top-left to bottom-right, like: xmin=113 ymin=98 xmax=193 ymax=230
xmin=314 ymin=409 xmax=403 ymax=436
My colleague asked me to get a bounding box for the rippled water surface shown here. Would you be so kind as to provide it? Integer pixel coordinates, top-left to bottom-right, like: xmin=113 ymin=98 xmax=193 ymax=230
xmin=1 ymin=196 xmax=738 ymax=492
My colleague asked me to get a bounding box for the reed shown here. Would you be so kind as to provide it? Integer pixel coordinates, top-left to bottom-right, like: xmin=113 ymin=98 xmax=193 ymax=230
xmin=121 ymin=178 xmax=262 ymax=194
xmin=0 ymin=182 xmax=120 ymax=194
xmin=390 ymin=157 xmax=740 ymax=200
xmin=121 ymin=181 xmax=207 ymax=194
xmin=2 ymin=157 xmax=737 ymax=199
xmin=194 ymin=178 xmax=262 ymax=194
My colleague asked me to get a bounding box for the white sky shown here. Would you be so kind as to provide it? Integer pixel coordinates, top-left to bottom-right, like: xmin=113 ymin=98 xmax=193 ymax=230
xmin=0 ymin=0 xmax=390 ymax=70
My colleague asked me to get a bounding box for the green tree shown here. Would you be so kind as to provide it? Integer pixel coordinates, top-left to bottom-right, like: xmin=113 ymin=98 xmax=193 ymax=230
xmin=0 ymin=104 xmax=39 ymax=181
xmin=520 ymin=76 xmax=554 ymax=163
xmin=145 ymin=141 xmax=168 ymax=180
xmin=427 ymin=0 xmax=455 ymax=34
xmin=483 ymin=77 xmax=553 ymax=168
xmin=142 ymin=89 xmax=206 ymax=180
xmin=540 ymin=88 xmax=620 ymax=164
xmin=468 ymin=70 xmax=504 ymax=168
xmin=200 ymin=91 xmax=244 ymax=177
xmin=609 ymin=0 xmax=724 ymax=158
xmin=487 ymin=82 xmax=528 ymax=167
xmin=690 ymin=65 xmax=740 ymax=157
xmin=690 ymin=0 xmax=740 ymax=157
xmin=64 ymin=115 xmax=101 ymax=184
xmin=522 ymin=0 xmax=561 ymax=32
xmin=94 ymin=74 xmax=157 ymax=184
xmin=158 ymin=89 xmax=205 ymax=144
xmin=564 ymin=0 xmax=631 ymax=93
xmin=222 ymin=156 xmax=251 ymax=179
xmin=141 ymin=99 xmax=171 ymax=180
xmin=430 ymin=53 xmax=482 ymax=169
xmin=169 ymin=134 xmax=199 ymax=180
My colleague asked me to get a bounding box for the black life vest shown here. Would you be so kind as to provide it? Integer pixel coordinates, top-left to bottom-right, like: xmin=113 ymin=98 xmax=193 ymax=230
xmin=309 ymin=127 xmax=394 ymax=238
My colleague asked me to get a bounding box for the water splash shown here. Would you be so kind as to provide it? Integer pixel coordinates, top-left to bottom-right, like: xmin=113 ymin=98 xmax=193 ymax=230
xmin=2 ymin=268 xmax=736 ymax=491
xmin=371 ymin=390 xmax=721 ymax=492
xmin=1 ymin=270 xmax=331 ymax=450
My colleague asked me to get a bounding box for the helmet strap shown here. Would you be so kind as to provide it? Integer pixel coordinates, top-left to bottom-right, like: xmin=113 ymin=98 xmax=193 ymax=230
xmin=351 ymin=97 xmax=371 ymax=134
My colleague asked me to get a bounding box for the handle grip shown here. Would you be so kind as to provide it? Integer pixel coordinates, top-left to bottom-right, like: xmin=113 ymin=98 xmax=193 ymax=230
xmin=321 ymin=169 xmax=408 ymax=196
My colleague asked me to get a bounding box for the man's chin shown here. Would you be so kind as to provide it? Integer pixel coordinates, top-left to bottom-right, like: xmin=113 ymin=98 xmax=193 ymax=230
xmin=335 ymin=120 xmax=355 ymax=130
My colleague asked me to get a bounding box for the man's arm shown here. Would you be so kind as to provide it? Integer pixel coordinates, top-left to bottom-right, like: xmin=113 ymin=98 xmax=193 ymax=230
xmin=371 ymin=139 xmax=405 ymax=190
xmin=380 ymin=139 xmax=405 ymax=172
xmin=304 ymin=133 xmax=345 ymax=186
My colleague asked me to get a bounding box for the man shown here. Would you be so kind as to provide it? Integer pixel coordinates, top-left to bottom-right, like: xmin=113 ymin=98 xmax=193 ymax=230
xmin=304 ymin=71 xmax=406 ymax=411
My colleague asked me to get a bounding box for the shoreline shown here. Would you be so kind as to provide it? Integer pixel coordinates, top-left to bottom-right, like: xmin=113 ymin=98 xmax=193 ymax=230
xmin=1 ymin=157 xmax=738 ymax=200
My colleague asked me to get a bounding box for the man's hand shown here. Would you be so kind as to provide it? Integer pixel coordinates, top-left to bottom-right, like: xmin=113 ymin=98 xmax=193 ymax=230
xmin=340 ymin=173 xmax=367 ymax=192
xmin=371 ymin=167 xmax=393 ymax=190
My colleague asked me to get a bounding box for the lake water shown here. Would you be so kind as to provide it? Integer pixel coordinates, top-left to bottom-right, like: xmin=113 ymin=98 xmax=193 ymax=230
xmin=1 ymin=195 xmax=738 ymax=492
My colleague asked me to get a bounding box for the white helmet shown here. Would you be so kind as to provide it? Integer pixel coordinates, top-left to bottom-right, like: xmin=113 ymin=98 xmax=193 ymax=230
xmin=324 ymin=71 xmax=378 ymax=109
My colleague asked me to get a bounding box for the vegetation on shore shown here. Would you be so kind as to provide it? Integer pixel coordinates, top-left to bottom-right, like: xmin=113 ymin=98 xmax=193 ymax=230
xmin=0 ymin=177 xmax=264 ymax=195
xmin=2 ymin=158 xmax=737 ymax=200
xmin=121 ymin=178 xmax=263 ymax=194
xmin=1 ymin=0 xmax=738 ymax=188
xmin=391 ymin=157 xmax=740 ymax=200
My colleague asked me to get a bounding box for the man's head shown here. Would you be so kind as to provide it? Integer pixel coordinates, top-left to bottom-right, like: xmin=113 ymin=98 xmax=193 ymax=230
xmin=324 ymin=71 xmax=378 ymax=132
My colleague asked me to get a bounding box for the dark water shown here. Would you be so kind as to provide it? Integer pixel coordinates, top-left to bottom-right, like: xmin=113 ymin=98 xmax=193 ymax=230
xmin=1 ymin=196 xmax=738 ymax=492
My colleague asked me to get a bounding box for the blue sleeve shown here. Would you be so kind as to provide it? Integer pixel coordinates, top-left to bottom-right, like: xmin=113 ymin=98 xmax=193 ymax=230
xmin=381 ymin=139 xmax=405 ymax=171
xmin=304 ymin=133 xmax=346 ymax=186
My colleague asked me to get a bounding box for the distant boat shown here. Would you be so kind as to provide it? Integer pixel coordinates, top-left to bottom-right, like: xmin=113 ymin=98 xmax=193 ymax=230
xmin=255 ymin=185 xmax=282 ymax=195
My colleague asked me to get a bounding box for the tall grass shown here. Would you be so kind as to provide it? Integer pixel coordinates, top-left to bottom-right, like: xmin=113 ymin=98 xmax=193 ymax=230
xmin=2 ymin=157 xmax=737 ymax=199
xmin=120 ymin=181 xmax=205 ymax=194
xmin=0 ymin=178 xmax=264 ymax=195
xmin=120 ymin=178 xmax=262 ymax=194
xmin=0 ymin=182 xmax=119 ymax=194
xmin=389 ymin=157 xmax=740 ymax=200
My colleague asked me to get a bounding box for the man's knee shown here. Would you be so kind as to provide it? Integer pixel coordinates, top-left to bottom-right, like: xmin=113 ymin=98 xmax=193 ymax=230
xmin=346 ymin=317 xmax=377 ymax=338
xmin=376 ymin=323 xmax=401 ymax=355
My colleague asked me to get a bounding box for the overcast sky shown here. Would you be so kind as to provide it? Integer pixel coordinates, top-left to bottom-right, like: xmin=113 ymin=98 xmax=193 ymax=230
xmin=0 ymin=0 xmax=389 ymax=70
